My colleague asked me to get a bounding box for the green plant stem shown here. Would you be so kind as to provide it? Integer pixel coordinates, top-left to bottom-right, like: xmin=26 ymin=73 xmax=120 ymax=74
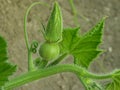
xmin=24 ymin=2 xmax=48 ymax=71
xmin=77 ymin=75 xmax=102 ymax=90
xmin=69 ymin=0 xmax=77 ymax=17
xmin=38 ymin=59 xmax=48 ymax=69
xmin=69 ymin=0 xmax=89 ymax=22
xmin=68 ymin=0 xmax=78 ymax=26
xmin=47 ymin=53 xmax=67 ymax=67
xmin=77 ymin=75 xmax=88 ymax=90
xmin=4 ymin=64 xmax=113 ymax=90
xmin=28 ymin=50 xmax=34 ymax=71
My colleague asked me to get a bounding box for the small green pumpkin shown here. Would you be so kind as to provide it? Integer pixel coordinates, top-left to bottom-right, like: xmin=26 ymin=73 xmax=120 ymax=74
xmin=39 ymin=42 xmax=60 ymax=61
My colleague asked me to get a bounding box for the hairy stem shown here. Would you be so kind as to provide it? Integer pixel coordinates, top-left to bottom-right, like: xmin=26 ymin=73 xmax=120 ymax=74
xmin=24 ymin=2 xmax=48 ymax=71
xmin=4 ymin=64 xmax=113 ymax=90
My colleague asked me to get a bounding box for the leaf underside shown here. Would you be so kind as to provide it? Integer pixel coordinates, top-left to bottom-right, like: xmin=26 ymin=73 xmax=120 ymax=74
xmin=0 ymin=36 xmax=16 ymax=87
xmin=60 ymin=18 xmax=105 ymax=68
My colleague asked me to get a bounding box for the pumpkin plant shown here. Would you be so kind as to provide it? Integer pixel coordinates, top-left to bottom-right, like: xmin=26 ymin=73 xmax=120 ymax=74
xmin=0 ymin=1 xmax=120 ymax=90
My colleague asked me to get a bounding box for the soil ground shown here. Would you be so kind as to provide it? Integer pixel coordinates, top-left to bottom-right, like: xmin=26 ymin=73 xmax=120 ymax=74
xmin=0 ymin=0 xmax=120 ymax=90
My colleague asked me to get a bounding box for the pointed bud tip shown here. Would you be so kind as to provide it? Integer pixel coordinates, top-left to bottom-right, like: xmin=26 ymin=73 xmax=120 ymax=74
xmin=54 ymin=1 xmax=58 ymax=5
xmin=54 ymin=1 xmax=60 ymax=8
xmin=103 ymin=16 xmax=109 ymax=20
xmin=45 ymin=1 xmax=63 ymax=43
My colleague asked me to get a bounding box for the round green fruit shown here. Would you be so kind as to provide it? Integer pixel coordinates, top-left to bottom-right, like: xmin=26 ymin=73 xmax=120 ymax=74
xmin=39 ymin=42 xmax=60 ymax=61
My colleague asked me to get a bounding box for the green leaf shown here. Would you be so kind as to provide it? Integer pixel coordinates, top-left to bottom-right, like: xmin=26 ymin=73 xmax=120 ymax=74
xmin=0 ymin=36 xmax=17 ymax=87
xmin=60 ymin=27 xmax=80 ymax=54
xmin=105 ymin=71 xmax=120 ymax=90
xmin=60 ymin=18 xmax=105 ymax=68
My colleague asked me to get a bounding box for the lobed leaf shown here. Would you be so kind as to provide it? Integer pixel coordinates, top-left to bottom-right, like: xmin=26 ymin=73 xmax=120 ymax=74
xmin=0 ymin=36 xmax=16 ymax=87
xmin=60 ymin=27 xmax=80 ymax=54
xmin=60 ymin=18 xmax=105 ymax=68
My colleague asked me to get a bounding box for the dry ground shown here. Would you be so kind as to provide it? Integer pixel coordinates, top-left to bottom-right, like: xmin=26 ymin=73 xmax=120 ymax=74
xmin=0 ymin=0 xmax=120 ymax=90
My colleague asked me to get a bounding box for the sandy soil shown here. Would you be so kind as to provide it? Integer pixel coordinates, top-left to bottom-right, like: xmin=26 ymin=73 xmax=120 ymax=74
xmin=0 ymin=0 xmax=120 ymax=90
